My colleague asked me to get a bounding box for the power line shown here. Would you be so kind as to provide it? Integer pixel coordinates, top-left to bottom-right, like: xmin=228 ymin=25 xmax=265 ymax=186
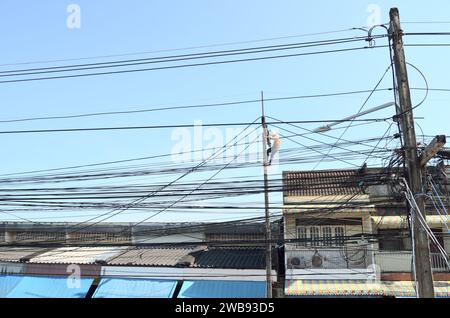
xmin=311 ymin=64 xmax=394 ymax=170
xmin=0 ymin=86 xmax=440 ymax=125
xmin=5 ymin=121 xmax=264 ymax=247
xmin=0 ymin=147 xmax=396 ymax=188
xmin=0 ymin=27 xmax=361 ymax=68
xmin=266 ymin=122 xmax=365 ymax=167
xmin=0 ymin=88 xmax=394 ymax=124
xmin=402 ymin=21 xmax=450 ymax=24
xmin=61 ymin=120 xmax=261 ymax=231
xmin=0 ymin=35 xmax=383 ymax=77
xmin=404 ymin=32 xmax=450 ymax=36
xmin=0 ymin=133 xmax=388 ymax=179
xmin=266 ymin=115 xmax=391 ymax=153
xmin=0 ymin=118 xmax=387 ymax=135
xmin=0 ymin=46 xmax=384 ymax=85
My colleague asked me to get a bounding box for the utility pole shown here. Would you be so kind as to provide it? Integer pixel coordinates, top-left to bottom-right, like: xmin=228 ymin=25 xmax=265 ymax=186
xmin=261 ymin=91 xmax=273 ymax=298
xmin=389 ymin=7 xmax=435 ymax=298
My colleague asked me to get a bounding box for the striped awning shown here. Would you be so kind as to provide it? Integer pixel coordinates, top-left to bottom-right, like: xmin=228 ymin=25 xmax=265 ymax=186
xmin=371 ymin=216 xmax=449 ymax=229
xmin=283 ymin=206 xmax=372 ymax=214
xmin=285 ymin=280 xmax=450 ymax=297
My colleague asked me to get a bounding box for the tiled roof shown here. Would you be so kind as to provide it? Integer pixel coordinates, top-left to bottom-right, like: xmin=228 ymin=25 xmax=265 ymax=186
xmin=283 ymin=169 xmax=371 ymax=197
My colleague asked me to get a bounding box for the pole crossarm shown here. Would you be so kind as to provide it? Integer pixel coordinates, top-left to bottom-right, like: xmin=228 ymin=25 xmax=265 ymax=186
xmin=420 ymin=135 xmax=447 ymax=167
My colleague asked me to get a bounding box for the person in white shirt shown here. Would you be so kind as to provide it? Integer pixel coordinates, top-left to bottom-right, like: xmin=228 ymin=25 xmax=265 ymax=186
xmin=266 ymin=132 xmax=280 ymax=165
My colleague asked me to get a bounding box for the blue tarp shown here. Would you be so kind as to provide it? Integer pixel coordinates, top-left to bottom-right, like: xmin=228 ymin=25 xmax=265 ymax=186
xmin=92 ymin=278 xmax=177 ymax=298
xmin=178 ymin=280 xmax=266 ymax=298
xmin=0 ymin=275 xmax=94 ymax=298
xmin=0 ymin=275 xmax=23 ymax=297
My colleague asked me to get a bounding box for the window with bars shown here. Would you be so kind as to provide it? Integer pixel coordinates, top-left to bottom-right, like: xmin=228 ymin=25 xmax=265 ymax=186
xmin=206 ymin=233 xmax=265 ymax=242
xmin=296 ymin=226 xmax=345 ymax=247
xmin=70 ymin=232 xmax=131 ymax=243
xmin=323 ymin=227 xmax=333 ymax=246
xmin=310 ymin=227 xmax=320 ymax=247
xmin=296 ymin=227 xmax=308 ymax=247
xmin=334 ymin=227 xmax=345 ymax=246
xmin=15 ymin=231 xmax=65 ymax=242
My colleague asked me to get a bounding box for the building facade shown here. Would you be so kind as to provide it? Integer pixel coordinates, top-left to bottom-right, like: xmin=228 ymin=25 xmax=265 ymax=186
xmin=282 ymin=167 xmax=450 ymax=297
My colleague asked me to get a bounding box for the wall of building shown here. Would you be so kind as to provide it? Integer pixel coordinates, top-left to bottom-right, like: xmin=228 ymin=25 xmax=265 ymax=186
xmin=131 ymin=233 xmax=205 ymax=244
xmin=444 ymin=227 xmax=450 ymax=253
xmin=100 ymin=266 xmax=277 ymax=282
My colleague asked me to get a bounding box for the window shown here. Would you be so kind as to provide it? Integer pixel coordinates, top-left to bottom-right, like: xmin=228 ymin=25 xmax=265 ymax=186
xmin=296 ymin=225 xmax=346 ymax=247
xmin=70 ymin=232 xmax=131 ymax=244
xmin=297 ymin=227 xmax=307 ymax=247
xmin=378 ymin=229 xmax=404 ymax=250
xmin=310 ymin=227 xmax=320 ymax=246
xmin=335 ymin=227 xmax=345 ymax=246
xmin=15 ymin=231 xmax=65 ymax=243
xmin=323 ymin=227 xmax=333 ymax=246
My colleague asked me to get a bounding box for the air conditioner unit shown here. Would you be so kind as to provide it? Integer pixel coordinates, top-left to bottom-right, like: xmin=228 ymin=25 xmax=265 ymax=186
xmin=287 ymin=256 xmax=306 ymax=269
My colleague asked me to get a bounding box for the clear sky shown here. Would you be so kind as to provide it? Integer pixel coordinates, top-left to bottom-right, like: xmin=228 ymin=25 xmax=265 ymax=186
xmin=0 ymin=1 xmax=449 ymax=223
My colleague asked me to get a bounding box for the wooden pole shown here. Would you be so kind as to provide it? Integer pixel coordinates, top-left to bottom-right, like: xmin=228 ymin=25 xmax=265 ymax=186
xmin=390 ymin=7 xmax=435 ymax=298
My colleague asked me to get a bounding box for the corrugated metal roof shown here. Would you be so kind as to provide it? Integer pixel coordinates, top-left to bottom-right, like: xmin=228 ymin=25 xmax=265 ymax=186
xmin=25 ymin=263 xmax=101 ymax=277
xmin=107 ymin=246 xmax=203 ymax=266
xmin=0 ymin=247 xmax=51 ymax=263
xmin=192 ymin=247 xmax=265 ymax=269
xmin=29 ymin=247 xmax=126 ymax=265
xmin=0 ymin=246 xmax=268 ymax=270
xmin=106 ymin=246 xmax=266 ymax=269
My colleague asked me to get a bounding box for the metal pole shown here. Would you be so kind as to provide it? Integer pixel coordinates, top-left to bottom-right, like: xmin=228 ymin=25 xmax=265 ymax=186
xmin=389 ymin=7 xmax=435 ymax=298
xmin=261 ymin=91 xmax=273 ymax=298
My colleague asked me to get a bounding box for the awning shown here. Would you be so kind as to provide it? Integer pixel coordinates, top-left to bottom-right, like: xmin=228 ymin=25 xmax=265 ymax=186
xmin=1 ymin=275 xmax=94 ymax=298
xmin=178 ymin=280 xmax=266 ymax=298
xmin=284 ymin=206 xmax=371 ymax=214
xmin=371 ymin=216 xmax=449 ymax=229
xmin=0 ymin=275 xmax=23 ymax=297
xmin=92 ymin=278 xmax=177 ymax=298
xmin=285 ymin=280 xmax=450 ymax=297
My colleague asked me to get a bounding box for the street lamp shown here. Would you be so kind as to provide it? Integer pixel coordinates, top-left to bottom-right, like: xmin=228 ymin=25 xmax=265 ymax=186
xmin=313 ymin=102 xmax=395 ymax=133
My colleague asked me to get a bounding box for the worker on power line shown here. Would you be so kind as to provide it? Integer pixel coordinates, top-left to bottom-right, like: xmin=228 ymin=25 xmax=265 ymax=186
xmin=266 ymin=131 xmax=280 ymax=165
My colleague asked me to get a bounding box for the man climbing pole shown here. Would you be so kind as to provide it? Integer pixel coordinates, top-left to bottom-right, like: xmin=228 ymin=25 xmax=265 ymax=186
xmin=266 ymin=131 xmax=280 ymax=165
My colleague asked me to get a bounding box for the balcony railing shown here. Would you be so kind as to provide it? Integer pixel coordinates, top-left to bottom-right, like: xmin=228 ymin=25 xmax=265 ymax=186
xmin=286 ymin=247 xmax=369 ymax=269
xmin=286 ymin=248 xmax=449 ymax=272
xmin=374 ymin=251 xmax=449 ymax=273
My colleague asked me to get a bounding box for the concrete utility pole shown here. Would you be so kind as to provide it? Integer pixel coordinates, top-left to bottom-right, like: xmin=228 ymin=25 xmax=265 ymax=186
xmin=261 ymin=91 xmax=273 ymax=298
xmin=389 ymin=7 xmax=435 ymax=298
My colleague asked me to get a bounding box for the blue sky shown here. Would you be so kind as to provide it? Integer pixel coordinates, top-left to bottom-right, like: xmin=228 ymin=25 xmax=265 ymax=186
xmin=0 ymin=1 xmax=449 ymax=222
